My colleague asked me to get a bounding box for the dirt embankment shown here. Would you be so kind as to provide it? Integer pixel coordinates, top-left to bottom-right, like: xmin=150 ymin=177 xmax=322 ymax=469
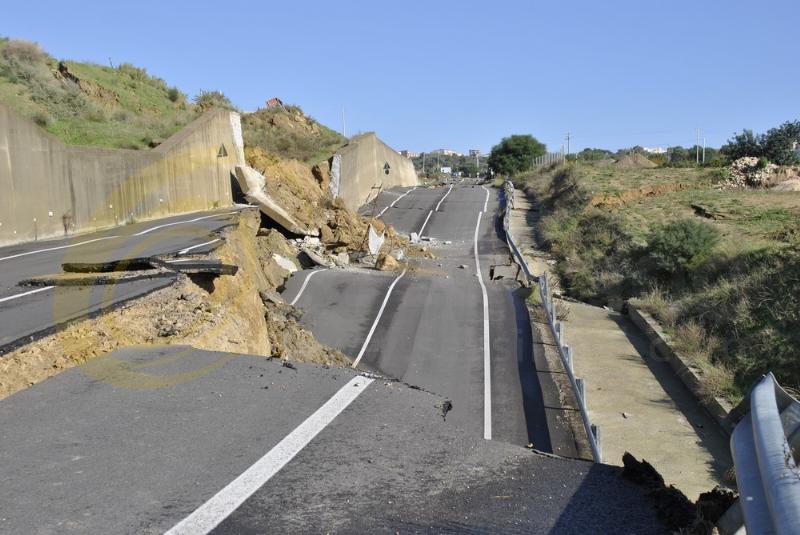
xmin=0 ymin=210 xmax=348 ymax=401
xmin=590 ymin=183 xmax=694 ymax=210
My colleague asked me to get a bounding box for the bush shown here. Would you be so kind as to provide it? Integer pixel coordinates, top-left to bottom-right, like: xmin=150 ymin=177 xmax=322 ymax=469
xmin=194 ymin=90 xmax=235 ymax=111
xmin=167 ymin=87 xmax=181 ymax=102
xmin=1 ymin=39 xmax=46 ymax=64
xmin=645 ymin=219 xmax=720 ymax=278
xmin=31 ymin=110 xmax=52 ymax=128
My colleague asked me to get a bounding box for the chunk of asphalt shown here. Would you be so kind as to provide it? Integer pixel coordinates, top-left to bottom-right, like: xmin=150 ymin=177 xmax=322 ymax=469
xmin=62 ymin=258 xmax=157 ymax=273
xmin=282 ymin=360 xmax=297 ymax=371
xmin=438 ymin=399 xmax=453 ymax=421
xmin=150 ymin=258 xmax=238 ymax=276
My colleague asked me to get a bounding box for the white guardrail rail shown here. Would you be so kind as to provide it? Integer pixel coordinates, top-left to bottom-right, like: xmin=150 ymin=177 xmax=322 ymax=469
xmin=502 ymin=179 xmax=602 ymax=462
xmin=723 ymin=373 xmax=800 ymax=535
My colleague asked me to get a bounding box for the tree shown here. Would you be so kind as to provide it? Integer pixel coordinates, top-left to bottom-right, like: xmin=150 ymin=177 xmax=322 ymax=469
xmin=721 ymin=129 xmax=763 ymax=161
xmin=459 ymin=162 xmax=478 ymax=177
xmin=488 ymin=135 xmax=546 ymax=176
xmin=762 ymin=121 xmax=800 ymax=165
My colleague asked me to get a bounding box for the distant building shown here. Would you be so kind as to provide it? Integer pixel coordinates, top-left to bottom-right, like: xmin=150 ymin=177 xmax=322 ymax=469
xmin=440 ymin=166 xmax=452 ymax=174
xmin=469 ymin=149 xmax=481 ymax=157
xmin=265 ymin=97 xmax=284 ymax=109
xmin=400 ymin=150 xmax=419 ymax=158
xmin=431 ymin=149 xmax=462 ymax=157
xmin=642 ymin=146 xmax=667 ymax=154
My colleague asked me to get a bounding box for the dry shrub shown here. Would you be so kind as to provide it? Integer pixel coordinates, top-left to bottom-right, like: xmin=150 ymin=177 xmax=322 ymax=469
xmin=2 ymin=39 xmax=45 ymax=63
xmin=635 ymin=287 xmax=676 ymax=326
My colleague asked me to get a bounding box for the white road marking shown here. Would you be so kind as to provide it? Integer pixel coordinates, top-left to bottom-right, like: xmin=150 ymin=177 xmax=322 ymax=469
xmin=0 ymin=286 xmax=55 ymax=304
xmin=474 ymin=210 xmax=492 ymax=440
xmin=290 ymin=269 xmax=327 ymax=306
xmin=164 ymin=375 xmax=374 ymax=535
xmin=132 ymin=212 xmax=237 ymax=237
xmin=352 ymin=269 xmax=407 ymax=368
xmin=0 ymin=236 xmax=118 ymax=262
xmin=434 ymin=186 xmax=453 ymax=211
xmin=178 ymin=238 xmax=221 ymax=255
xmin=377 ymin=186 xmax=417 ymax=218
xmin=481 ymin=185 xmax=490 ymax=213
xmin=417 ymin=210 xmax=434 ymax=237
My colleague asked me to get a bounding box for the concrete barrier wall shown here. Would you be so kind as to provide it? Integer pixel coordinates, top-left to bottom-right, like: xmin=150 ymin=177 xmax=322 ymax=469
xmin=0 ymin=103 xmax=243 ymax=246
xmin=332 ymin=132 xmax=418 ymax=210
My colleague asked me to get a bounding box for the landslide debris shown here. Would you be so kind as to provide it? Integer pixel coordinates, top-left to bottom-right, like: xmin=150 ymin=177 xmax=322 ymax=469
xmin=621 ymin=452 xmax=736 ymax=534
xmin=0 ymin=209 xmax=348 ymax=400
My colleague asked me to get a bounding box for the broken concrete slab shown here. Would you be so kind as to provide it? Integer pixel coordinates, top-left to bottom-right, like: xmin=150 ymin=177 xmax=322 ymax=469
xmin=235 ymin=165 xmax=319 ymax=237
xmin=333 ymin=252 xmax=350 ymax=267
xmin=273 ymin=254 xmax=298 ymax=273
xmin=300 ymin=247 xmax=333 ymax=268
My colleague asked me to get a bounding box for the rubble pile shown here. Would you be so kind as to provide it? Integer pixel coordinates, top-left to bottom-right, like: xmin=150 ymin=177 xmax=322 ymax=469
xmin=718 ymin=157 xmax=778 ymax=189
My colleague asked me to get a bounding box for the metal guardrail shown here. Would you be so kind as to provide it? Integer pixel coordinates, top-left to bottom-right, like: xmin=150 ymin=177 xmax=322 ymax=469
xmin=725 ymin=373 xmax=800 ymax=534
xmin=502 ymin=180 xmax=602 ymax=462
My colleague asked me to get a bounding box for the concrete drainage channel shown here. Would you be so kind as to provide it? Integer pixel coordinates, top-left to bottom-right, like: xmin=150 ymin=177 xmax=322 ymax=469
xmin=503 ymin=179 xmax=602 ymax=462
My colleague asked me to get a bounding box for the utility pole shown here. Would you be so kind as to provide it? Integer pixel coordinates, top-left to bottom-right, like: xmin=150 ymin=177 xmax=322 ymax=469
xmin=696 ymin=128 xmax=700 ymax=164
xmin=702 ymin=137 xmax=706 ymax=164
xmin=565 ymin=132 xmax=571 ymax=159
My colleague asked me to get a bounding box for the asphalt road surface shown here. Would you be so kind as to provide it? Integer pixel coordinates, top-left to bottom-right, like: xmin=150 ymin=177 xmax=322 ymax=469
xmin=0 ymin=346 xmax=667 ymax=534
xmin=0 ymin=188 xmax=669 ymax=532
xmin=0 ymin=208 xmax=241 ymax=352
xmin=284 ymin=184 xmax=570 ymax=452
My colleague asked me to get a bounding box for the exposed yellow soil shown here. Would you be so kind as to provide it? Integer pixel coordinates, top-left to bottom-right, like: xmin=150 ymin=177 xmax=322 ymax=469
xmin=590 ymin=182 xmax=694 ymax=210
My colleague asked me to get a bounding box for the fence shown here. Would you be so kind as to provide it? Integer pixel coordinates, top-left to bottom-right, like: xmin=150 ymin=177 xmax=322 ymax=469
xmin=503 ymin=180 xmax=602 ymax=462
xmin=531 ymin=151 xmax=566 ymax=169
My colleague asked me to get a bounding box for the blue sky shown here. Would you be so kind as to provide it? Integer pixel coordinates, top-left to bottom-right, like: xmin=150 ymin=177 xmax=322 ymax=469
xmin=4 ymin=0 xmax=798 ymax=154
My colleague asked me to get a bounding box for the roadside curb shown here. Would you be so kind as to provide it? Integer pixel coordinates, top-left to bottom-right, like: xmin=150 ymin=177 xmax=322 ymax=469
xmin=627 ymin=304 xmax=734 ymax=436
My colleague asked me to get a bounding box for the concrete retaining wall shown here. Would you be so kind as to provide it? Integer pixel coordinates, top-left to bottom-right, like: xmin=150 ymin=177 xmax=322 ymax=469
xmin=331 ymin=132 xmax=418 ymax=210
xmin=0 ymin=103 xmax=243 ymax=246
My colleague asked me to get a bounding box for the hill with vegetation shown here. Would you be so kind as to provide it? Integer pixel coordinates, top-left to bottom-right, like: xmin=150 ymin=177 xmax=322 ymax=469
xmin=515 ymin=161 xmax=800 ymax=402
xmin=0 ymin=37 xmax=345 ymax=164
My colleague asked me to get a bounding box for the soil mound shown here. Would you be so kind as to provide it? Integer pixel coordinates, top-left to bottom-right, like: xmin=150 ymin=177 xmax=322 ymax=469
xmin=615 ymin=154 xmax=658 ymax=169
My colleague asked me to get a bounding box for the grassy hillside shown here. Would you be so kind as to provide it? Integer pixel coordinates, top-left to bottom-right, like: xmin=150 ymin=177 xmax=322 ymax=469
xmin=516 ymin=162 xmax=800 ymax=401
xmin=0 ymin=37 xmax=345 ymax=162
xmin=0 ymin=37 xmax=196 ymax=149
xmin=243 ymin=105 xmax=345 ymax=165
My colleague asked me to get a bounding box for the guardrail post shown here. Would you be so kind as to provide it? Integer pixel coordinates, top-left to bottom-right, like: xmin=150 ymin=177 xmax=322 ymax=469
xmin=564 ymin=345 xmax=573 ymax=374
xmin=576 ymin=378 xmax=586 ymax=407
xmin=591 ymin=424 xmax=602 ymax=460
